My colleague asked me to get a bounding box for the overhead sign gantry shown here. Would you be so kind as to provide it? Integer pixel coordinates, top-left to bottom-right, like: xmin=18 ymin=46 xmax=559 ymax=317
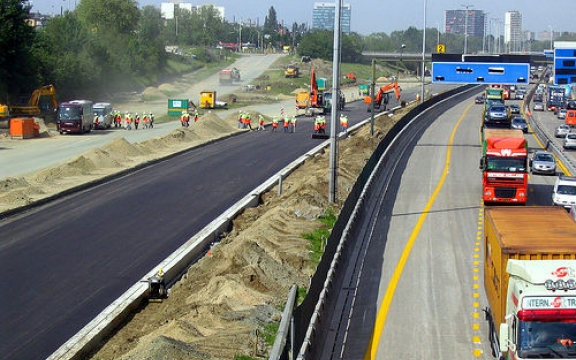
xmin=431 ymin=54 xmax=531 ymax=84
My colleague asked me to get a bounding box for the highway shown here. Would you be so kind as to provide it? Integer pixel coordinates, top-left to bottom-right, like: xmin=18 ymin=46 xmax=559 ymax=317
xmin=2 ymin=82 xmax=567 ymax=359
xmin=0 ymin=83 xmax=437 ymax=359
xmin=316 ymin=89 xmax=565 ymax=359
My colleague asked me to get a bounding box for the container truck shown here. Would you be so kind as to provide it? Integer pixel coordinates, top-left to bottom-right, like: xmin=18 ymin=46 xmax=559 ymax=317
xmin=547 ymin=85 xmax=567 ymax=112
xmin=480 ymin=129 xmax=528 ymax=204
xmin=484 ymin=206 xmax=576 ymax=359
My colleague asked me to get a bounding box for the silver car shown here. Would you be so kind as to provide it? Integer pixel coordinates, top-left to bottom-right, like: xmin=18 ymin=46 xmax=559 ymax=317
xmin=529 ymin=151 xmax=556 ymax=175
xmin=564 ymin=132 xmax=576 ymax=150
xmin=511 ymin=116 xmax=528 ymax=133
xmin=533 ymin=101 xmax=545 ymax=111
xmin=555 ymin=124 xmax=571 ymax=138
xmin=558 ymin=108 xmax=567 ymax=119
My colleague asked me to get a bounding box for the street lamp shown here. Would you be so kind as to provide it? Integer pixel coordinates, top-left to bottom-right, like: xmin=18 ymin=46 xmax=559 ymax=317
xmin=398 ymin=44 xmax=406 ymax=81
xmin=462 ymin=4 xmax=473 ymax=54
xmin=421 ymin=0 xmax=426 ymax=103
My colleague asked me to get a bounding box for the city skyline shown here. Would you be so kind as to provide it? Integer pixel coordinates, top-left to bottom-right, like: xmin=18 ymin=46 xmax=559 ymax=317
xmin=33 ymin=0 xmax=574 ymax=37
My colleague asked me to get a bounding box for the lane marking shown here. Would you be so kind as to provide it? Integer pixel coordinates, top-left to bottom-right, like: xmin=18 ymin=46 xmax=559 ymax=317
xmin=364 ymin=103 xmax=474 ymax=359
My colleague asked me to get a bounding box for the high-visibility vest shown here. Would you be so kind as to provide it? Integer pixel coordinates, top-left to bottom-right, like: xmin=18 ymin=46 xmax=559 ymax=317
xmin=283 ymin=119 xmax=289 ymax=127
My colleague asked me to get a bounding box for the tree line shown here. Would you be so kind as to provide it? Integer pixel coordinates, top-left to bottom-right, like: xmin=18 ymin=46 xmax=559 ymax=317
xmin=1 ymin=0 xmax=574 ymax=103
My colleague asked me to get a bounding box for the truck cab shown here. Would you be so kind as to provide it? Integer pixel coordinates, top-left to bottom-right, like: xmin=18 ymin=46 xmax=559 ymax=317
xmin=500 ymin=260 xmax=576 ymax=359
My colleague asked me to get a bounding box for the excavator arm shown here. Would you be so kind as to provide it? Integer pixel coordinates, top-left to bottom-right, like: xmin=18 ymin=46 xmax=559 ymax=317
xmin=364 ymin=81 xmax=401 ymax=111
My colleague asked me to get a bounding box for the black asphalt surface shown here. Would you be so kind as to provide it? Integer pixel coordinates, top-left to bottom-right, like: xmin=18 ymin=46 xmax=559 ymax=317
xmin=0 ymin=91 xmax=423 ymax=360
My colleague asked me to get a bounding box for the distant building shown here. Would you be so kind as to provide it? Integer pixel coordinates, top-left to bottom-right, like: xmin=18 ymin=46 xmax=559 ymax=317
xmin=161 ymin=2 xmax=224 ymax=20
xmin=312 ymin=2 xmax=351 ymax=34
xmin=444 ymin=9 xmax=485 ymax=38
xmin=504 ymin=11 xmax=522 ymax=53
xmin=27 ymin=12 xmax=51 ymax=29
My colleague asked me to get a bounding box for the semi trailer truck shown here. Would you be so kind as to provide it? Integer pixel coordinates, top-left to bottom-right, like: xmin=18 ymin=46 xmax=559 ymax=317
xmin=484 ymin=206 xmax=576 ymax=359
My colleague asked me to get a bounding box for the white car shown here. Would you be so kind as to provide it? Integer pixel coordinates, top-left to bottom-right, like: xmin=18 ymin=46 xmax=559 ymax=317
xmin=553 ymin=176 xmax=576 ymax=208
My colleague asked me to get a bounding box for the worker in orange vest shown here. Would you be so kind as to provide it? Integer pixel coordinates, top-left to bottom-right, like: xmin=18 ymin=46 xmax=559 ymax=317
xmin=283 ymin=116 xmax=290 ymax=133
xmin=142 ymin=112 xmax=150 ymax=129
xmin=180 ymin=111 xmax=190 ymax=127
xmin=271 ymin=116 xmax=279 ymax=132
xmin=245 ymin=112 xmax=252 ymax=130
xmin=340 ymin=114 xmax=349 ymax=133
xmin=257 ymin=114 xmax=265 ymax=131
xmin=125 ymin=112 xmax=133 ymax=130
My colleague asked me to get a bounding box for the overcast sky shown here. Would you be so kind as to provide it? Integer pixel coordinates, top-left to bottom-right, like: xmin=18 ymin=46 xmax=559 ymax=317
xmin=34 ymin=0 xmax=573 ymax=37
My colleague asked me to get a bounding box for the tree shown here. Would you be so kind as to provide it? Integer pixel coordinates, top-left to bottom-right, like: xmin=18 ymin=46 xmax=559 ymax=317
xmin=75 ymin=0 xmax=140 ymax=36
xmin=0 ymin=0 xmax=38 ymax=100
xmin=263 ymin=6 xmax=277 ymax=34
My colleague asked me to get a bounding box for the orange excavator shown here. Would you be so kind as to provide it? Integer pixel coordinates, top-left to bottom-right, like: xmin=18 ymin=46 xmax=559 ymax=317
xmin=298 ymin=68 xmax=331 ymax=116
xmin=363 ymin=81 xmax=401 ymax=112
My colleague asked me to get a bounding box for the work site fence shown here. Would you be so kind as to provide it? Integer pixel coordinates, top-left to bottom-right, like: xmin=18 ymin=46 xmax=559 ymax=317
xmin=283 ymin=84 xmax=479 ymax=360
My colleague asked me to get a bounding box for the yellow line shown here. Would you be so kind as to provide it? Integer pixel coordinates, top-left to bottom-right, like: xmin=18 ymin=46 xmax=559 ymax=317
xmin=364 ymin=103 xmax=473 ymax=359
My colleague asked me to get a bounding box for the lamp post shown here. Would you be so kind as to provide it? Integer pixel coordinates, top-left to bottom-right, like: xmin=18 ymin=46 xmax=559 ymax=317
xmin=399 ymin=43 xmax=406 ymax=80
xmin=549 ymin=25 xmax=554 ymax=50
xmin=421 ymin=0 xmax=426 ymax=103
xmin=462 ymin=4 xmax=473 ymax=54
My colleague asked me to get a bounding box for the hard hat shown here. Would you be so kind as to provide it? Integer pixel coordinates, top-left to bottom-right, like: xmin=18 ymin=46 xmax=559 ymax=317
xmin=183 ymin=111 xmax=186 ymax=114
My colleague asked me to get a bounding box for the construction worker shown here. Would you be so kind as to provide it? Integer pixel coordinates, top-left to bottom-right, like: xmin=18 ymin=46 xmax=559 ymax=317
xmin=142 ymin=112 xmax=150 ymax=129
xmin=93 ymin=113 xmax=99 ymax=129
xmin=271 ymin=116 xmax=279 ymax=132
xmin=257 ymin=114 xmax=265 ymax=131
xmin=125 ymin=112 xmax=132 ymax=130
xmin=283 ymin=115 xmax=290 ymax=133
xmin=319 ymin=115 xmax=327 ymax=133
xmin=180 ymin=110 xmax=190 ymax=127
xmin=134 ymin=112 xmax=140 ymax=130
xmin=245 ymin=112 xmax=252 ymax=130
xmin=114 ymin=110 xmax=122 ymax=128
xmin=194 ymin=109 xmax=199 ymax=122
xmin=237 ymin=111 xmax=244 ymax=129
xmin=149 ymin=112 xmax=154 ymax=129
xmin=315 ymin=115 xmax=326 ymax=134
xmin=291 ymin=116 xmax=297 ymax=132
xmin=340 ymin=113 xmax=349 ymax=133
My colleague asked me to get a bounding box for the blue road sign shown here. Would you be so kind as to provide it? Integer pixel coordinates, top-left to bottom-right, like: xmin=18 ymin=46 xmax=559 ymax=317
xmin=431 ymin=62 xmax=530 ymax=84
xmin=554 ymin=48 xmax=576 ymax=85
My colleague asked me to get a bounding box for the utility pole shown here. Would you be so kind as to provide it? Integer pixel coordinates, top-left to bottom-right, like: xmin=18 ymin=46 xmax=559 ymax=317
xmin=328 ymin=0 xmax=342 ymax=203
xmin=462 ymin=4 xmax=473 ymax=54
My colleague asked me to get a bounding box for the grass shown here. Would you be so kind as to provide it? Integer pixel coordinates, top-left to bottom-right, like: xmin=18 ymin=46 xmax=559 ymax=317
xmin=302 ymin=208 xmax=337 ymax=265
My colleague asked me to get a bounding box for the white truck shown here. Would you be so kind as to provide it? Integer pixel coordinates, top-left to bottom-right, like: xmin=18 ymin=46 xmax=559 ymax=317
xmin=484 ymin=207 xmax=576 ymax=359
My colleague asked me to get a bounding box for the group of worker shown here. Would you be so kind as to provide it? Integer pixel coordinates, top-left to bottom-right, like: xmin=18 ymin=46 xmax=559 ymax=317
xmin=114 ymin=111 xmax=155 ymax=130
xmin=269 ymin=115 xmax=299 ymax=133
xmin=180 ymin=110 xmax=199 ymax=127
xmin=312 ymin=114 xmax=348 ymax=134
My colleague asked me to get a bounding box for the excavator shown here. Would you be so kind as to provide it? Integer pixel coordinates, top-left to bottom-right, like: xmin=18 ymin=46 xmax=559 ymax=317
xmin=2 ymin=85 xmax=58 ymax=119
xmin=363 ymin=81 xmax=401 ymax=112
xmin=303 ymin=68 xmax=331 ymax=116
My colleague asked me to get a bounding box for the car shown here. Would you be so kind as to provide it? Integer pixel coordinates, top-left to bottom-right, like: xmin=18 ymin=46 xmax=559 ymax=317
xmin=509 ymin=104 xmax=521 ymax=114
xmin=486 ymin=105 xmax=509 ymax=122
xmin=553 ymin=176 xmax=576 ymax=208
xmin=563 ymin=132 xmax=576 ymax=149
xmin=515 ymin=91 xmax=525 ymax=100
xmin=555 ymin=124 xmax=571 ymax=138
xmin=511 ymin=116 xmax=528 ymax=133
xmin=558 ymin=108 xmax=567 ymax=119
xmin=533 ymin=101 xmax=545 ymax=111
xmin=475 ymin=95 xmax=485 ymax=104
xmin=529 ymin=151 xmax=556 ymax=175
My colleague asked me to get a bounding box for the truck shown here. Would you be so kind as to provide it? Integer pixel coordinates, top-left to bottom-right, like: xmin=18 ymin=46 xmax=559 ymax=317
xmin=483 ymin=206 xmax=576 ymax=360
xmin=219 ymin=68 xmax=240 ymax=85
xmin=547 ymin=85 xmax=567 ymax=112
xmin=482 ymin=86 xmax=505 ymax=125
xmin=480 ymin=129 xmax=528 ymax=204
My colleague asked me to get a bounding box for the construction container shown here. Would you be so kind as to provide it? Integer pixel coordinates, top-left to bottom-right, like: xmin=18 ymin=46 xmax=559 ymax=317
xmin=10 ymin=117 xmax=35 ymax=139
xmin=167 ymin=99 xmax=189 ymax=116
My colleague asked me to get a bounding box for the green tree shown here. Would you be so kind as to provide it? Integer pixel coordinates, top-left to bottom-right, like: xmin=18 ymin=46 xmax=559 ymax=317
xmin=264 ymin=6 xmax=278 ymax=33
xmin=0 ymin=0 xmax=38 ymax=101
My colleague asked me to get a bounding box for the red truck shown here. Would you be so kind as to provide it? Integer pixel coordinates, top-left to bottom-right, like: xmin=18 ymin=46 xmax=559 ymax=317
xmin=480 ymin=129 xmax=528 ymax=204
xmin=219 ymin=68 xmax=240 ymax=85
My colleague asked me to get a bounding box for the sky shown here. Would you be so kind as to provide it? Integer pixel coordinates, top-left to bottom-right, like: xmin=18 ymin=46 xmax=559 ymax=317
xmin=33 ymin=0 xmax=573 ymax=37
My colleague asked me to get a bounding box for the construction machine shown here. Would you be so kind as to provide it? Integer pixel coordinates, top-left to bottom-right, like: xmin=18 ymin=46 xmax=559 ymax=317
xmin=219 ymin=68 xmax=241 ymax=85
xmin=3 ymin=85 xmax=58 ymax=119
xmin=302 ymin=68 xmax=332 ymax=116
xmin=284 ymin=63 xmax=300 ymax=78
xmin=199 ymin=91 xmax=228 ymax=109
xmin=363 ymin=81 xmax=401 ymax=112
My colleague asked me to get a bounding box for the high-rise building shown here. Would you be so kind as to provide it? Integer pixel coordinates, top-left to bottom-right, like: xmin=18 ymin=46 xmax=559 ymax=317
xmin=312 ymin=2 xmax=351 ymax=34
xmin=504 ymin=11 xmax=522 ymax=53
xmin=444 ymin=9 xmax=485 ymax=38
xmin=160 ymin=2 xmax=224 ymax=20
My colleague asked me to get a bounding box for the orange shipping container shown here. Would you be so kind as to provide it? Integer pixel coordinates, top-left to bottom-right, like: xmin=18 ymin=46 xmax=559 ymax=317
xmin=10 ymin=117 xmax=35 ymax=139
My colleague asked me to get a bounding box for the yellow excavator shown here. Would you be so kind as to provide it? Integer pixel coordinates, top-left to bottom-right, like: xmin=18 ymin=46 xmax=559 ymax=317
xmin=1 ymin=85 xmax=58 ymax=120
